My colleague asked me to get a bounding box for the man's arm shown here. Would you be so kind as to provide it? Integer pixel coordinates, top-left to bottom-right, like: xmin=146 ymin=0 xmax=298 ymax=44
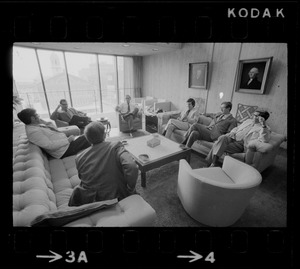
xmin=227 ymin=118 xmax=238 ymax=133
xmin=50 ymin=104 xmax=61 ymax=120
xmin=117 ymin=147 xmax=138 ymax=191
xmin=28 ymin=128 xmax=69 ymax=151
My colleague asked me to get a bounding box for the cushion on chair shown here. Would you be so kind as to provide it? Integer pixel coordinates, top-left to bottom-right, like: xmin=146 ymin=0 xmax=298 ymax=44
xmin=192 ymin=167 xmax=235 ymax=184
xmin=235 ymin=103 xmax=258 ymax=123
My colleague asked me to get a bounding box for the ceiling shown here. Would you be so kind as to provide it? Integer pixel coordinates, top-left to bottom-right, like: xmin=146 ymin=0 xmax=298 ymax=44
xmin=14 ymin=42 xmax=183 ymax=56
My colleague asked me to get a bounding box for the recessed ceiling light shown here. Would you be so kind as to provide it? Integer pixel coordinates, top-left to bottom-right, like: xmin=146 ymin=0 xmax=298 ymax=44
xmin=73 ymin=47 xmax=81 ymax=49
xmin=32 ymin=42 xmax=40 ymax=45
xmin=122 ymin=44 xmax=131 ymax=47
xmin=152 ymin=48 xmax=159 ymax=51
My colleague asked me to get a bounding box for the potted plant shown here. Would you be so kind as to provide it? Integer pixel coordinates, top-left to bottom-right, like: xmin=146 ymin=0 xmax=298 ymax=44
xmin=13 ymin=96 xmax=23 ymax=126
xmin=13 ymin=96 xmax=23 ymax=109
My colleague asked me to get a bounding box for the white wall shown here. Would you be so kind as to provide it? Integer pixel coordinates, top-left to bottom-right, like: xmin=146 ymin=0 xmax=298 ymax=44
xmin=142 ymin=43 xmax=287 ymax=147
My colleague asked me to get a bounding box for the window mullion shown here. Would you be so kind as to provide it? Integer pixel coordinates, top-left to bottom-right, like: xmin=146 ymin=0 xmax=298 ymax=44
xmin=35 ymin=49 xmax=51 ymax=117
xmin=96 ymin=55 xmax=103 ymax=113
xmin=63 ymin=52 xmax=73 ymax=107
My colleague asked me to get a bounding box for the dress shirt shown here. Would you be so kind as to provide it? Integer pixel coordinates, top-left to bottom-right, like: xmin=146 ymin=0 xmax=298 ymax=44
xmin=25 ymin=124 xmax=70 ymax=158
xmin=119 ymin=102 xmax=137 ymax=114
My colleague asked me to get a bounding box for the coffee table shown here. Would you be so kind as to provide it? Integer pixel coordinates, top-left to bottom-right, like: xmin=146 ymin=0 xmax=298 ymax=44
xmin=124 ymin=134 xmax=191 ymax=187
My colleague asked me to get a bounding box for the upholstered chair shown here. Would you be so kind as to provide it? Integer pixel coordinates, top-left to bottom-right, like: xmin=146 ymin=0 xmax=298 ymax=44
xmin=177 ymin=156 xmax=262 ymax=227
xmin=117 ymin=112 xmax=143 ymax=132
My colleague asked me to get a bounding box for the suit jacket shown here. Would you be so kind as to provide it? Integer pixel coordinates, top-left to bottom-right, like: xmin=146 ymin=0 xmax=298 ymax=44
xmin=242 ymin=77 xmax=262 ymax=89
xmin=204 ymin=113 xmax=237 ymax=141
xmin=50 ymin=107 xmax=87 ymax=123
xmin=25 ymin=123 xmax=69 ymax=158
xmin=68 ymin=141 xmax=138 ymax=206
xmin=180 ymin=107 xmax=199 ymax=125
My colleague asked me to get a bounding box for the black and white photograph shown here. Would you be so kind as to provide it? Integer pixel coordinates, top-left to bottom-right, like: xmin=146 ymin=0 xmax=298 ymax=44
xmin=12 ymin=43 xmax=287 ymax=228
xmin=5 ymin=1 xmax=296 ymax=268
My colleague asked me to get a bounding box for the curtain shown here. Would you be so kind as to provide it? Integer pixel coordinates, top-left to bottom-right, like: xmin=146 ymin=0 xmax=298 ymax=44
xmin=124 ymin=56 xmax=142 ymax=99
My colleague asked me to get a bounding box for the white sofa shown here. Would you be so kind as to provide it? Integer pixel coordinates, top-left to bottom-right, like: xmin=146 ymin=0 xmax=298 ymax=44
xmin=13 ymin=126 xmax=156 ymax=227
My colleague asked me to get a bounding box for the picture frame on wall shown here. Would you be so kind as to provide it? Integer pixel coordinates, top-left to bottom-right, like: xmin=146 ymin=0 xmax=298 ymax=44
xmin=235 ymin=57 xmax=273 ymax=94
xmin=188 ymin=62 xmax=209 ymax=89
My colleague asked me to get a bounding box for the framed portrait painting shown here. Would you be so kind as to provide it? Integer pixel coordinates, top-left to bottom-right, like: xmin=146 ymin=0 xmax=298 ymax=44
xmin=235 ymin=57 xmax=273 ymax=94
xmin=188 ymin=62 xmax=209 ymax=89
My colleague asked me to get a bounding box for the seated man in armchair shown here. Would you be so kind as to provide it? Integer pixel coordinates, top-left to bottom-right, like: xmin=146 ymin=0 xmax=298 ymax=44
xmin=115 ymin=95 xmax=140 ymax=134
xmin=50 ymin=99 xmax=92 ymax=129
xmin=206 ymin=108 xmax=271 ymax=167
xmin=181 ymin=101 xmax=237 ymax=148
xmin=163 ymin=98 xmax=199 ymax=139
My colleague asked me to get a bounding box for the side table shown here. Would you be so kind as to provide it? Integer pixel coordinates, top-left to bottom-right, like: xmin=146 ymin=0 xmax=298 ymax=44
xmin=145 ymin=114 xmax=158 ymax=133
xmin=97 ymin=118 xmax=111 ymax=136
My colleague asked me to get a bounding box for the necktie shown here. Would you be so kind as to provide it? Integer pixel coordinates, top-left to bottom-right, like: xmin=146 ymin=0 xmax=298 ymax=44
xmin=217 ymin=114 xmax=224 ymax=122
xmin=127 ymin=103 xmax=130 ymax=113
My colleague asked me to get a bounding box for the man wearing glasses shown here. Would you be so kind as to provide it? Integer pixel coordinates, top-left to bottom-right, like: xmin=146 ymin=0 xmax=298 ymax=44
xmin=206 ymin=108 xmax=271 ymax=167
xmin=51 ymin=99 xmax=92 ymax=128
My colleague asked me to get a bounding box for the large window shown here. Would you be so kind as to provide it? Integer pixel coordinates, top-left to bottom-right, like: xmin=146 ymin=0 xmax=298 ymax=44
xmin=13 ymin=46 xmax=138 ymax=126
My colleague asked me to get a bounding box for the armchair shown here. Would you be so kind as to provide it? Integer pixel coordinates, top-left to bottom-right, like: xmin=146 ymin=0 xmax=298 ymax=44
xmin=177 ymin=156 xmax=262 ymax=227
xmin=117 ymin=112 xmax=143 ymax=133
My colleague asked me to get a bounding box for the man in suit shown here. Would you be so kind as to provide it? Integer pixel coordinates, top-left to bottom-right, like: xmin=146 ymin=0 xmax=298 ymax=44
xmin=50 ymin=99 xmax=92 ymax=128
xmin=242 ymin=67 xmax=262 ymax=89
xmin=181 ymin=101 xmax=237 ymax=148
xmin=17 ymin=108 xmax=91 ymax=159
xmin=68 ymin=121 xmax=138 ymax=206
xmin=206 ymin=108 xmax=271 ymax=167
xmin=115 ymin=95 xmax=140 ymax=134
xmin=163 ymin=98 xmax=199 ymax=139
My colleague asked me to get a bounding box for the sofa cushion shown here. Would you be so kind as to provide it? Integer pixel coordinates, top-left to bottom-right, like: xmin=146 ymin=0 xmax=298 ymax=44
xmin=48 ymin=157 xmax=81 ymax=209
xmin=31 ymin=198 xmax=118 ymax=227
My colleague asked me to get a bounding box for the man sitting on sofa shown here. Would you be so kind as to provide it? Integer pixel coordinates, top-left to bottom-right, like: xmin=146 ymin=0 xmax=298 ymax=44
xmin=115 ymin=95 xmax=139 ymax=134
xmin=181 ymin=101 xmax=237 ymax=148
xmin=17 ymin=108 xmax=91 ymax=159
xmin=163 ymin=98 xmax=199 ymax=139
xmin=68 ymin=121 xmax=138 ymax=206
xmin=50 ymin=99 xmax=92 ymax=129
xmin=206 ymin=108 xmax=271 ymax=167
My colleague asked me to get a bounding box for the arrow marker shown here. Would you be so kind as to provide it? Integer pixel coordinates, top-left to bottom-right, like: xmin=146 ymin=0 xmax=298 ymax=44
xmin=36 ymin=250 xmax=62 ymax=263
xmin=177 ymin=250 xmax=203 ymax=263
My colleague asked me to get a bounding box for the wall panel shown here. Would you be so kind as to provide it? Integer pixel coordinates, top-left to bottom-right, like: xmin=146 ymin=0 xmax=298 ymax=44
xmin=142 ymin=43 xmax=287 ymax=147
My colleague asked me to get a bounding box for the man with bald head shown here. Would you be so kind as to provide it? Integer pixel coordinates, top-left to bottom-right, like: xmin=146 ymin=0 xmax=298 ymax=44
xmin=68 ymin=121 xmax=138 ymax=206
xmin=242 ymin=67 xmax=262 ymax=89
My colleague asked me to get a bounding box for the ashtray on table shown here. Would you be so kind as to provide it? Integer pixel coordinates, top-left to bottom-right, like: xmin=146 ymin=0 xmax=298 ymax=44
xmin=138 ymin=154 xmax=150 ymax=162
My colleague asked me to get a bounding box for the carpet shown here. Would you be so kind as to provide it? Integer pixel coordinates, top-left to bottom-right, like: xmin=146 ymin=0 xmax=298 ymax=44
xmin=133 ymin=151 xmax=287 ymax=227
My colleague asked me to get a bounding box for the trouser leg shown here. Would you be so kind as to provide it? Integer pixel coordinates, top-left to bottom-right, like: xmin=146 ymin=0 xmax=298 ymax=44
xmin=61 ymin=135 xmax=91 ymax=158
xmin=184 ymin=123 xmax=213 ymax=147
xmin=206 ymin=135 xmax=233 ymax=164
xmin=165 ymin=119 xmax=190 ymax=139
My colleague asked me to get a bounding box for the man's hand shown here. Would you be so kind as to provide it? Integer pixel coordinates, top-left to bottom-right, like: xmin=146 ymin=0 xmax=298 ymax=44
xmin=67 ymin=135 xmax=75 ymax=142
xmin=258 ymin=116 xmax=266 ymax=126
